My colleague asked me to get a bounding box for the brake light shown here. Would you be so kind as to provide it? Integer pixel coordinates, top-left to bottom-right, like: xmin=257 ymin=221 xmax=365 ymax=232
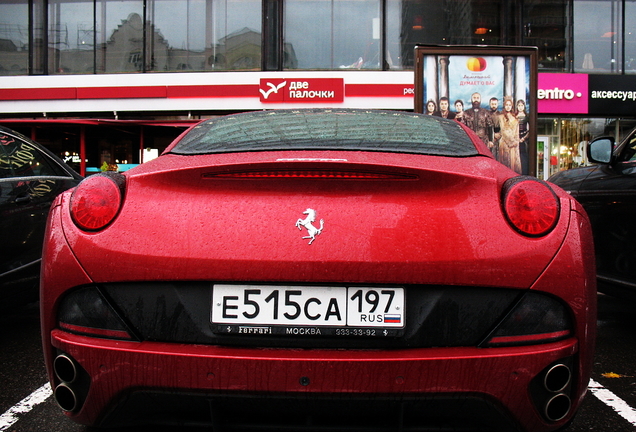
xmin=70 ymin=172 xmax=125 ymax=231
xmin=203 ymin=170 xmax=417 ymax=180
xmin=502 ymin=177 xmax=560 ymax=237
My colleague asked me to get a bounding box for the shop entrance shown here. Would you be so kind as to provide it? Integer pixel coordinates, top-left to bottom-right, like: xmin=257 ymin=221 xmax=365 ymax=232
xmin=536 ymin=117 xmax=634 ymax=179
xmin=537 ymin=136 xmax=550 ymax=180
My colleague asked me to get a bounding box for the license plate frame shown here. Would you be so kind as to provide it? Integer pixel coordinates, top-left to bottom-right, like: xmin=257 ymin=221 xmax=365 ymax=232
xmin=211 ymin=285 xmax=405 ymax=338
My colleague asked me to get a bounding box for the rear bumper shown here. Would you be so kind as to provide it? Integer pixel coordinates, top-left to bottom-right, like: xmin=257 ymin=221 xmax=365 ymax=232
xmin=50 ymin=330 xmax=580 ymax=431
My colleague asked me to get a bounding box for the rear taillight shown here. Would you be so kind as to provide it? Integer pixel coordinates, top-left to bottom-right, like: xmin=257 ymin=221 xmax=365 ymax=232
xmin=482 ymin=292 xmax=572 ymax=347
xmin=502 ymin=177 xmax=560 ymax=237
xmin=58 ymin=286 xmax=135 ymax=340
xmin=70 ymin=172 xmax=125 ymax=231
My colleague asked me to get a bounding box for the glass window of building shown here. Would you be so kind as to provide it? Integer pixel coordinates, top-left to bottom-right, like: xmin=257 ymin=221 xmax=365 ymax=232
xmin=148 ymin=0 xmax=261 ymax=72
xmin=95 ymin=0 xmax=144 ymax=73
xmin=49 ymin=0 xmax=96 ymax=74
xmin=385 ymin=0 xmax=503 ymax=69
xmin=4 ymin=0 xmax=636 ymax=77
xmin=147 ymin=0 xmax=205 ymax=72
xmin=625 ymin=1 xmax=636 ymax=73
xmin=46 ymin=0 xmax=261 ymax=74
xmin=30 ymin=126 xmax=83 ymax=173
xmin=523 ymin=0 xmax=569 ymax=72
xmin=284 ymin=0 xmax=381 ymax=70
xmin=386 ymin=0 xmax=403 ymax=69
xmin=537 ymin=118 xmax=608 ymax=179
xmin=574 ymin=0 xmax=622 ymax=73
xmin=0 ymin=0 xmax=29 ymax=75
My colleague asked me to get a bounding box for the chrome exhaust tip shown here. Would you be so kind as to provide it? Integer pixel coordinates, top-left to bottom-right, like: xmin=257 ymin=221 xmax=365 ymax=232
xmin=54 ymin=383 xmax=78 ymax=412
xmin=545 ymin=393 xmax=571 ymax=422
xmin=54 ymin=354 xmax=78 ymax=384
xmin=543 ymin=363 xmax=571 ymax=393
xmin=52 ymin=353 xmax=89 ymax=413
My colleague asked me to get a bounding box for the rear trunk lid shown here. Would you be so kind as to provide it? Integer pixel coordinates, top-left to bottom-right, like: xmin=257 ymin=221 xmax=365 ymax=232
xmin=61 ymin=151 xmax=571 ymax=289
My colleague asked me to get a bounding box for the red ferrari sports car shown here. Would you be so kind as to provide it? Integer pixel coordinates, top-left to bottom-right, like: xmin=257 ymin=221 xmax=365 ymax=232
xmin=41 ymin=109 xmax=596 ymax=431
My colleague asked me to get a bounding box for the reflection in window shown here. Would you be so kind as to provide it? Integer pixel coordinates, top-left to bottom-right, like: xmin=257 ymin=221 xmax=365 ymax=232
xmin=626 ymin=1 xmax=636 ymax=73
xmin=386 ymin=0 xmax=402 ymax=69
xmin=0 ymin=135 xmax=58 ymax=178
xmin=0 ymin=0 xmax=29 ymax=76
xmin=523 ymin=0 xmax=568 ymax=72
xmin=98 ymin=1 xmax=145 ymax=73
xmin=148 ymin=0 xmax=261 ymax=72
xmin=386 ymin=0 xmax=502 ymax=69
xmin=574 ymin=0 xmax=622 ymax=73
xmin=537 ymin=118 xmax=608 ymax=176
xmin=49 ymin=0 xmax=96 ymax=74
xmin=0 ymin=134 xmax=20 ymax=178
xmin=8 ymin=0 xmax=636 ymax=76
xmin=284 ymin=0 xmax=381 ymax=70
xmin=46 ymin=0 xmax=261 ymax=74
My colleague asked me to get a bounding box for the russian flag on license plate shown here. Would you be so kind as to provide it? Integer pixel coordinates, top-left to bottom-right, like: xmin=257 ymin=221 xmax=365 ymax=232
xmin=384 ymin=314 xmax=402 ymax=324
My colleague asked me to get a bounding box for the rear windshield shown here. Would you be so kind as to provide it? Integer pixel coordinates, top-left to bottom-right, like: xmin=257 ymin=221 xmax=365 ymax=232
xmin=170 ymin=109 xmax=478 ymax=157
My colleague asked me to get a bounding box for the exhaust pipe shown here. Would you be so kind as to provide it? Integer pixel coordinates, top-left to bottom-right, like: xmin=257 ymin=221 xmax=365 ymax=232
xmin=542 ymin=363 xmax=572 ymax=421
xmin=530 ymin=360 xmax=574 ymax=423
xmin=543 ymin=363 xmax=571 ymax=393
xmin=54 ymin=383 xmax=78 ymax=412
xmin=54 ymin=354 xmax=77 ymax=384
xmin=544 ymin=393 xmax=571 ymax=422
xmin=52 ymin=353 xmax=89 ymax=413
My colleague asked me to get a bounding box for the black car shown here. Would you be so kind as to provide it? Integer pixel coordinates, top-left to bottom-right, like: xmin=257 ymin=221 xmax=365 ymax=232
xmin=549 ymin=129 xmax=636 ymax=299
xmin=0 ymin=126 xmax=82 ymax=307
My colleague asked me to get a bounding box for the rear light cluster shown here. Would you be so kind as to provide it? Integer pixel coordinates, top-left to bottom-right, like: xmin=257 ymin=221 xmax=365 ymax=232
xmin=58 ymin=286 xmax=135 ymax=340
xmin=502 ymin=176 xmax=560 ymax=237
xmin=70 ymin=172 xmax=125 ymax=231
xmin=482 ymin=292 xmax=572 ymax=347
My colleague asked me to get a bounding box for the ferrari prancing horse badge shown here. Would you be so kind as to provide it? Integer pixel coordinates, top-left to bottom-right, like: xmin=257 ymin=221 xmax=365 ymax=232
xmin=295 ymin=208 xmax=324 ymax=245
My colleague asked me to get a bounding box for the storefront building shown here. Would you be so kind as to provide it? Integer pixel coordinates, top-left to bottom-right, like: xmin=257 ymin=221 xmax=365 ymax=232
xmin=1 ymin=0 xmax=635 ymax=178
xmin=537 ymin=71 xmax=636 ymax=179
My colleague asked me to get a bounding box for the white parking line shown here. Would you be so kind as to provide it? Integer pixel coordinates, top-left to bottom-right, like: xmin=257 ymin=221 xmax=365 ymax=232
xmin=589 ymin=379 xmax=636 ymax=426
xmin=0 ymin=383 xmax=52 ymax=431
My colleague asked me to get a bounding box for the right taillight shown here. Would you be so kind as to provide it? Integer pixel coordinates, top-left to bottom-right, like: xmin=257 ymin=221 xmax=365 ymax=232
xmin=502 ymin=176 xmax=560 ymax=237
xmin=70 ymin=172 xmax=125 ymax=231
xmin=482 ymin=292 xmax=573 ymax=347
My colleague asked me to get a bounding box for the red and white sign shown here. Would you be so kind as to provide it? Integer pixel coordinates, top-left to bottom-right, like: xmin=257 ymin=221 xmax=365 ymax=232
xmin=0 ymin=71 xmax=414 ymax=114
xmin=259 ymin=78 xmax=344 ymax=103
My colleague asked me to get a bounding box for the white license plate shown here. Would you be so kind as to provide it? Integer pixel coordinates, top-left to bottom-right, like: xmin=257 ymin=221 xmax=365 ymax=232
xmin=211 ymin=285 xmax=405 ymax=329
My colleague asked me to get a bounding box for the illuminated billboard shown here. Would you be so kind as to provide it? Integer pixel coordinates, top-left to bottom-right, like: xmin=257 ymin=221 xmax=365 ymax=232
xmin=415 ymin=46 xmax=538 ymax=176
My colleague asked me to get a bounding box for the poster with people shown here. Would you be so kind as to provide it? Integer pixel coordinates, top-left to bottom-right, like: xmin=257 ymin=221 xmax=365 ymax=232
xmin=414 ymin=46 xmax=537 ymax=176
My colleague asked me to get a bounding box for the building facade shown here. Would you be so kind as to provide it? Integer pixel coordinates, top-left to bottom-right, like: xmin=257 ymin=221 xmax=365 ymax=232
xmin=0 ymin=0 xmax=634 ymax=178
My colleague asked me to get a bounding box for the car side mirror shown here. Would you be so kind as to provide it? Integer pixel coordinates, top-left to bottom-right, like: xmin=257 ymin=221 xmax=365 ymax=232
xmin=588 ymin=137 xmax=614 ymax=164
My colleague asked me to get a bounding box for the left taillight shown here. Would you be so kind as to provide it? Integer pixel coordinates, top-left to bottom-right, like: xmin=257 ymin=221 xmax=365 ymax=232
xmin=70 ymin=172 xmax=125 ymax=231
xmin=58 ymin=286 xmax=135 ymax=340
xmin=502 ymin=176 xmax=560 ymax=237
